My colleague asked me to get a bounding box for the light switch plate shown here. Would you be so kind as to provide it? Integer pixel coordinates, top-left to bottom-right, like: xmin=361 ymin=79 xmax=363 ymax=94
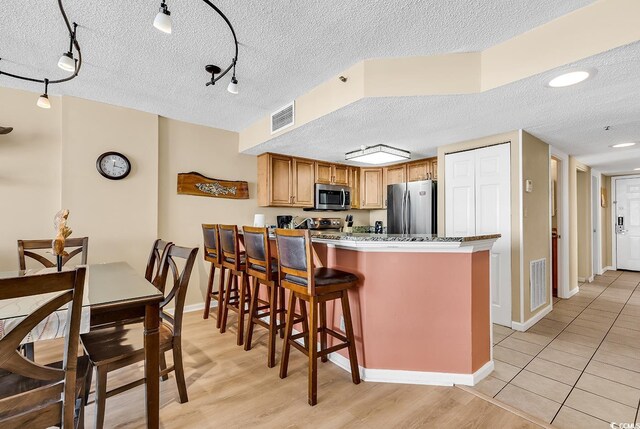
xmin=525 ymin=179 xmax=533 ymax=193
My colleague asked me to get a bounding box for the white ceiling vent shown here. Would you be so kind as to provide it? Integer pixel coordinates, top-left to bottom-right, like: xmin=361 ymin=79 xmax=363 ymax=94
xmin=271 ymin=101 xmax=295 ymax=134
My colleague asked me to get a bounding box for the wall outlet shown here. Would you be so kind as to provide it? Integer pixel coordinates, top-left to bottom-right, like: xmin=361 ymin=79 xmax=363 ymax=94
xmin=339 ymin=316 xmax=345 ymax=332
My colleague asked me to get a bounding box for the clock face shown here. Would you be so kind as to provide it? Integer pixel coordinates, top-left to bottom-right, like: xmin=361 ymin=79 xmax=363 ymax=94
xmin=96 ymin=152 xmax=131 ymax=180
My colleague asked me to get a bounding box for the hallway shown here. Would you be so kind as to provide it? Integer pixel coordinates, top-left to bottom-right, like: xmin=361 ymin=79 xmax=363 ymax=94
xmin=471 ymin=270 xmax=640 ymax=427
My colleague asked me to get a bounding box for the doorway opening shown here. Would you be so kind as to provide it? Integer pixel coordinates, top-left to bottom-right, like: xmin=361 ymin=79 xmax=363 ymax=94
xmin=551 ymin=158 xmax=559 ymax=297
xmin=577 ymin=169 xmax=591 ymax=282
xmin=592 ymin=174 xmax=601 ymax=276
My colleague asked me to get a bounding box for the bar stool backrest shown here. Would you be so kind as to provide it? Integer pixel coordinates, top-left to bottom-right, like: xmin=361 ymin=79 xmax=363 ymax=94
xmin=275 ymin=228 xmax=315 ymax=295
xmin=242 ymin=226 xmax=272 ymax=279
xmin=201 ymin=224 xmax=221 ymax=265
xmin=219 ymin=224 xmax=242 ymax=270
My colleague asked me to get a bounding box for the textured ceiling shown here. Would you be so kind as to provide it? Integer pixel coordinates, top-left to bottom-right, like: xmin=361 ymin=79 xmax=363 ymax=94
xmin=246 ymin=41 xmax=640 ymax=175
xmin=0 ymin=0 xmax=594 ymax=132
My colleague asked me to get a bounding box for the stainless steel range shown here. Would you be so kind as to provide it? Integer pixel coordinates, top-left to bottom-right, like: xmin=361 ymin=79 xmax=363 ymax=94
xmin=305 ymin=217 xmax=344 ymax=231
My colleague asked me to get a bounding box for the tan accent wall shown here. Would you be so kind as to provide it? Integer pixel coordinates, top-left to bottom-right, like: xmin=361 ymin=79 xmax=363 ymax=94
xmin=436 ymin=131 xmax=522 ymax=323
xmin=0 ymin=87 xmax=62 ymax=270
xmin=568 ymin=157 xmax=592 ymax=289
xmin=601 ymin=175 xmax=613 ymax=268
xmin=521 ymin=132 xmax=551 ymax=320
xmin=60 ymin=96 xmax=159 ymax=273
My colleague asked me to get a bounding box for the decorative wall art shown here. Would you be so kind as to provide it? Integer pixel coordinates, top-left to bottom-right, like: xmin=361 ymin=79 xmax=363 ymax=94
xmin=177 ymin=172 xmax=249 ymax=199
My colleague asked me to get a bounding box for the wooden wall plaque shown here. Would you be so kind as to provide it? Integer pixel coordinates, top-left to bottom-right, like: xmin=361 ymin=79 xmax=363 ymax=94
xmin=177 ymin=172 xmax=249 ymax=199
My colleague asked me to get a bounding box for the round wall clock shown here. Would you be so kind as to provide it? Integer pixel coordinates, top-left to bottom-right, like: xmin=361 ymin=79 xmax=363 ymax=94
xmin=96 ymin=151 xmax=131 ymax=180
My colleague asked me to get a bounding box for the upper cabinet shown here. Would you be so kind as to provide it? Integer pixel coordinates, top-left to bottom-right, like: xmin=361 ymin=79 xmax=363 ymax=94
xmin=360 ymin=168 xmax=384 ymax=209
xmin=316 ymin=162 xmax=349 ymax=186
xmin=258 ymin=153 xmax=314 ymax=207
xmin=258 ymin=152 xmax=436 ymax=209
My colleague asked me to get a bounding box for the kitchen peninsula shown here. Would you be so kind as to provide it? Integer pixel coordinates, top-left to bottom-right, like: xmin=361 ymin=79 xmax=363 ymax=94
xmin=309 ymin=232 xmax=500 ymax=386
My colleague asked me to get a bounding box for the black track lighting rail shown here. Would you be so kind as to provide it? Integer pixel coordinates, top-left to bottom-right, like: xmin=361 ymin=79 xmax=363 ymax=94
xmin=200 ymin=0 xmax=239 ymax=86
xmin=0 ymin=0 xmax=81 ymax=88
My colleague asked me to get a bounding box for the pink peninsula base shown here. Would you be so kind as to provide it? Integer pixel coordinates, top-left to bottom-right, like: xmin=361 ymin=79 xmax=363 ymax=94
xmin=312 ymin=240 xmax=494 ymax=386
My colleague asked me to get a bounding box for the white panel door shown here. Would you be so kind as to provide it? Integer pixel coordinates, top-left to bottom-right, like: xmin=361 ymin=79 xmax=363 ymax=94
xmin=474 ymin=144 xmax=511 ymax=327
xmin=616 ymin=177 xmax=640 ymax=271
xmin=445 ymin=151 xmax=476 ymax=237
xmin=446 ymin=144 xmax=512 ymax=327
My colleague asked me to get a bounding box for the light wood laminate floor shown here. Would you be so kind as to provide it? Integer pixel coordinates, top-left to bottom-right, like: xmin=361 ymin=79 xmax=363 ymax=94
xmin=37 ymin=311 xmax=540 ymax=428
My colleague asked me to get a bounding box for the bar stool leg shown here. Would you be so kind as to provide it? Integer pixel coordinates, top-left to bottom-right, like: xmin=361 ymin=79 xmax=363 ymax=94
xmin=278 ymin=286 xmax=286 ymax=338
xmin=280 ymin=292 xmax=296 ymax=379
xmin=244 ymin=276 xmax=259 ymax=351
xmin=319 ymin=301 xmax=328 ymax=363
xmin=299 ymin=300 xmax=309 ymax=350
xmin=216 ymin=266 xmax=226 ymax=329
xmin=340 ymin=291 xmax=361 ymax=384
xmin=237 ymin=272 xmax=248 ymax=346
xmin=267 ymin=281 xmax=278 ymax=368
xmin=308 ymin=296 xmax=318 ymax=406
xmin=219 ymin=268 xmax=233 ymax=333
xmin=203 ymin=263 xmax=215 ymax=319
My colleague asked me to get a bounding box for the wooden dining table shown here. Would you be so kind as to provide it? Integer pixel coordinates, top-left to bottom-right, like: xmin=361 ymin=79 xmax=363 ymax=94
xmin=0 ymin=262 xmax=163 ymax=429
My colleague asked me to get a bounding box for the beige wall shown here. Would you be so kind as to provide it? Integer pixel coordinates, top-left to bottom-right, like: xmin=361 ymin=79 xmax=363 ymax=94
xmin=60 ymin=96 xmax=159 ymax=273
xmin=436 ymin=131 xmax=523 ymax=323
xmin=521 ymin=132 xmax=551 ymax=321
xmin=568 ymin=157 xmax=592 ymax=289
xmin=0 ymin=87 xmax=62 ymax=269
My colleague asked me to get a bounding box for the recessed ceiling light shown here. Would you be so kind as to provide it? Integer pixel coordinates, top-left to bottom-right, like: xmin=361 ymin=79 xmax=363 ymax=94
xmin=548 ymin=71 xmax=590 ymax=88
xmin=635 ymin=168 xmax=640 ymax=171
xmin=611 ymin=142 xmax=636 ymax=148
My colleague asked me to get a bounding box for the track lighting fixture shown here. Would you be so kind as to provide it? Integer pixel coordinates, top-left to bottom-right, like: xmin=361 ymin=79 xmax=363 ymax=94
xmin=153 ymin=0 xmax=240 ymax=94
xmin=58 ymin=22 xmax=78 ymax=72
xmin=0 ymin=1 xmax=81 ymax=110
xmin=37 ymin=79 xmax=51 ymax=109
xmin=153 ymin=1 xmax=172 ymax=34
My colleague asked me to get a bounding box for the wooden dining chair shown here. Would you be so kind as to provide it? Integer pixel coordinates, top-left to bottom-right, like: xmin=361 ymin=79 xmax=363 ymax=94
xmin=201 ymin=224 xmax=225 ymax=326
xmin=80 ymin=244 xmax=198 ymax=429
xmin=18 ymin=237 xmax=89 ymax=270
xmin=0 ymin=267 xmax=90 ymax=428
xmin=275 ymin=229 xmax=361 ymax=406
xmin=146 ymin=239 xmax=173 ymax=288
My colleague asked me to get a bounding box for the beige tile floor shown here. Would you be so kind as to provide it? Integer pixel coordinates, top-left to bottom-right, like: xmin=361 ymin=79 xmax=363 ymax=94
xmin=472 ymin=270 xmax=640 ymax=428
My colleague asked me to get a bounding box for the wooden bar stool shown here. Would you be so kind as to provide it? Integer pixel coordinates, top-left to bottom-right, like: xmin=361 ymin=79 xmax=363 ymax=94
xmin=202 ymin=224 xmax=225 ymax=326
xmin=275 ymin=229 xmax=361 ymax=406
xmin=242 ymin=226 xmax=289 ymax=368
xmin=219 ymin=224 xmax=250 ymax=346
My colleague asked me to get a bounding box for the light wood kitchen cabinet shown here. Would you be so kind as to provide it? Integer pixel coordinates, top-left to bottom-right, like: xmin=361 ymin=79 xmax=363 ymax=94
xmin=258 ymin=153 xmax=314 ymax=207
xmin=430 ymin=158 xmax=438 ymax=179
xmin=292 ymin=158 xmax=315 ymax=207
xmin=360 ymin=167 xmax=384 ymax=209
xmin=384 ymin=164 xmax=406 ymax=186
xmin=316 ymin=162 xmax=349 ymax=186
xmin=348 ymin=167 xmax=360 ymax=209
xmin=407 ymin=160 xmax=430 ymax=182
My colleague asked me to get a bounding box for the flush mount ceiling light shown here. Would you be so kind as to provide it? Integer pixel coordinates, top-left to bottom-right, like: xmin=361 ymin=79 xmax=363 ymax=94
xmin=153 ymin=0 xmax=240 ymax=95
xmin=611 ymin=142 xmax=636 ymax=148
xmin=635 ymin=168 xmax=640 ymax=171
xmin=345 ymin=144 xmax=411 ymax=165
xmin=548 ymin=70 xmax=591 ymax=88
xmin=0 ymin=0 xmax=81 ymax=110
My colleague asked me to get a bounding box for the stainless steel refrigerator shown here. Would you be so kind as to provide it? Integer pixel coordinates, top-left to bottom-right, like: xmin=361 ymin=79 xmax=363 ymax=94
xmin=387 ymin=180 xmax=437 ymax=234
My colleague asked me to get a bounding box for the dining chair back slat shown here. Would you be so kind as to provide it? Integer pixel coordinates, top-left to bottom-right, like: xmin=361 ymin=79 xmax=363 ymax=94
xmin=18 ymin=237 xmax=89 ymax=270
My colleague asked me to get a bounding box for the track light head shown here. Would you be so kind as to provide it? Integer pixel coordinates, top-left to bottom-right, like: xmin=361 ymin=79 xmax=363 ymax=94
xmin=227 ymin=76 xmax=238 ymax=94
xmin=154 ymin=1 xmax=172 ymax=34
xmin=58 ymin=52 xmax=75 ymax=72
xmin=37 ymin=94 xmax=51 ymax=109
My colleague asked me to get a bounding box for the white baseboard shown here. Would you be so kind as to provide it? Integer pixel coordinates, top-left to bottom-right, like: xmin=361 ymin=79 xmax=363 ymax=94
xmin=603 ymin=266 xmax=614 ymax=273
xmin=166 ymin=301 xmax=209 ymax=316
xmin=327 ymin=352 xmax=494 ymax=387
xmin=566 ymin=286 xmax=580 ymax=298
xmin=588 ymin=275 xmax=594 ymax=283
xmin=511 ymin=303 xmax=552 ymax=332
xmin=578 ymin=277 xmax=586 ymax=283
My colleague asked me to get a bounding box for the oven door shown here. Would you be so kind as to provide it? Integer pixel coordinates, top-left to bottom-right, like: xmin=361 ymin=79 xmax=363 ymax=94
xmin=315 ymin=184 xmax=351 ymax=210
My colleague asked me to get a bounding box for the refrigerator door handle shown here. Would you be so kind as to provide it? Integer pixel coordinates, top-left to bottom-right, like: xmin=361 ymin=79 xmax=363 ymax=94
xmin=406 ymin=191 xmax=411 ymax=234
xmin=401 ymin=190 xmax=407 ymax=234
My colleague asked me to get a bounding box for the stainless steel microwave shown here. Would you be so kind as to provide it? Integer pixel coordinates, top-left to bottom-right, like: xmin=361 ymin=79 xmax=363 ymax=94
xmin=314 ymin=184 xmax=351 ymax=210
